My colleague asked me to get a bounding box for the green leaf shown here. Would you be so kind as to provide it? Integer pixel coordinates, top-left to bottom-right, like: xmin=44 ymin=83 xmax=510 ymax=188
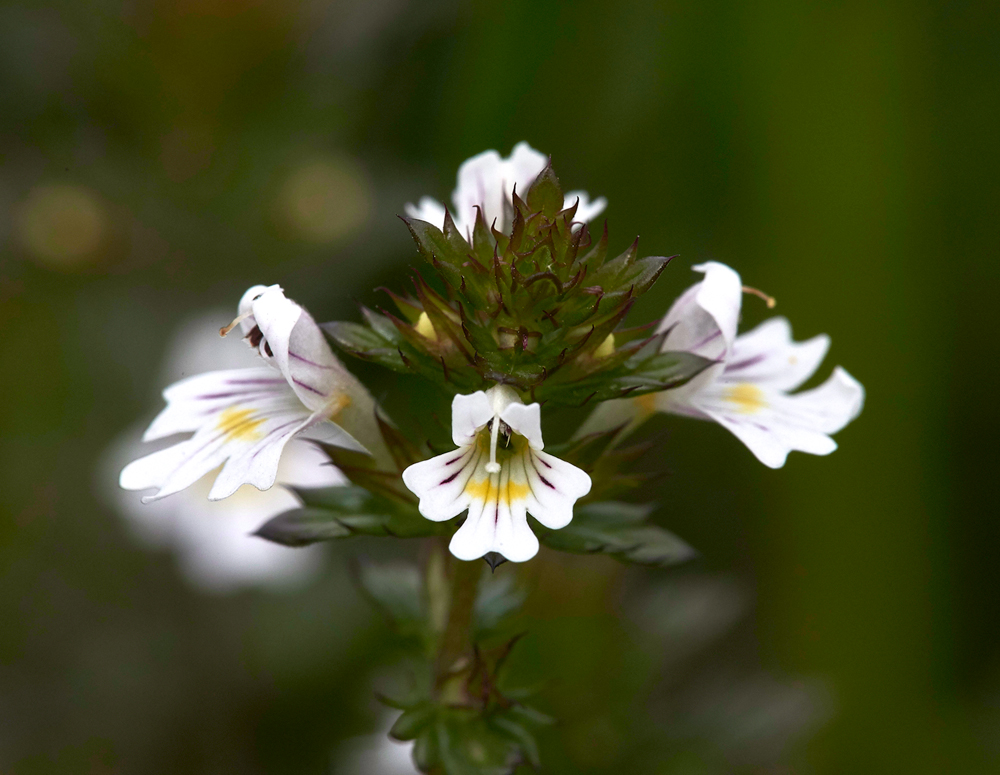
xmin=537 ymin=348 xmax=714 ymax=406
xmin=254 ymin=486 xmax=447 ymax=547
xmin=537 ymin=501 xmax=697 ymax=566
xmin=402 ymin=215 xmax=471 ymax=291
xmin=525 ymin=162 xmax=563 ymax=217
xmin=490 ymin=717 xmax=541 ymax=768
xmin=321 ymin=320 xmax=407 ymax=371
xmin=390 ymin=702 xmax=437 ymax=741
xmin=421 ymin=712 xmax=523 ymax=775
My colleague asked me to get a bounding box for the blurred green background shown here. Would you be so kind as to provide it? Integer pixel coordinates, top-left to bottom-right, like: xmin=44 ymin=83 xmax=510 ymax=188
xmin=2 ymin=0 xmax=998 ymax=772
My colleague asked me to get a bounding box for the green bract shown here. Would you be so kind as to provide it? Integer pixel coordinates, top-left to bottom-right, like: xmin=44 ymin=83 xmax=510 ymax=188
xmin=323 ymin=162 xmax=712 ymax=405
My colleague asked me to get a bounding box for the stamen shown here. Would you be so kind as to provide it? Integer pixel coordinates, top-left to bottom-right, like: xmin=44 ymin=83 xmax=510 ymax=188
xmin=485 ymin=415 xmax=501 ymax=473
xmin=220 ymin=310 xmax=254 ymax=337
xmin=742 ymin=285 xmax=776 ymax=308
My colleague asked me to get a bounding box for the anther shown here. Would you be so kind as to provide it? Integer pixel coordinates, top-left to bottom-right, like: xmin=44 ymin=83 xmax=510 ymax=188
xmin=742 ymin=285 xmax=776 ymax=308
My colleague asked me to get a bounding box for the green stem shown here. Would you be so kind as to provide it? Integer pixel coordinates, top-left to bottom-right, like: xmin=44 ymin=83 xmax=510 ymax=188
xmin=435 ymin=555 xmax=481 ymax=691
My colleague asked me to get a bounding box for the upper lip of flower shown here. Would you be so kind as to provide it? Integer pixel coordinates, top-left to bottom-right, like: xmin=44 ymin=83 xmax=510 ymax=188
xmin=404 ymin=141 xmax=607 ymax=238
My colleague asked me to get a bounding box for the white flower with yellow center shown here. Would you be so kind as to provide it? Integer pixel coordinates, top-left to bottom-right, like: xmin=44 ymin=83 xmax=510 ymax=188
xmin=641 ymin=261 xmax=864 ymax=468
xmin=405 ymin=141 xmax=606 ymax=238
xmin=121 ymin=284 xmax=383 ymax=502
xmin=402 ymin=386 xmax=592 ymax=562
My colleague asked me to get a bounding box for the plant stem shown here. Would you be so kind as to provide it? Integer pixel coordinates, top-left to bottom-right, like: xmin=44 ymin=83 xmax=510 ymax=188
xmin=435 ymin=555 xmax=481 ymax=690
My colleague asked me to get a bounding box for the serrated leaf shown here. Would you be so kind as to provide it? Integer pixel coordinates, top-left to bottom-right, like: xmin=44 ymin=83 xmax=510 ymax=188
xmin=403 ymin=215 xmax=469 ymax=268
xmin=321 ymin=320 xmax=407 ymax=371
xmin=537 ymin=501 xmax=697 ymax=566
xmin=254 ymin=486 xmax=446 ymax=547
xmin=537 ymin=349 xmax=713 ymax=405
xmin=592 ymin=254 xmax=673 ymax=300
xmin=525 ymin=163 xmax=563 ymax=218
xmin=360 ymin=306 xmax=400 ymax=340
xmin=253 ymin=507 xmax=356 ymax=545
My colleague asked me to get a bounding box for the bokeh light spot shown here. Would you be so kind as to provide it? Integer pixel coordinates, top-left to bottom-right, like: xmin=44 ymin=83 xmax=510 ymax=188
xmin=275 ymin=154 xmax=373 ymax=243
xmin=15 ymin=183 xmax=108 ymax=269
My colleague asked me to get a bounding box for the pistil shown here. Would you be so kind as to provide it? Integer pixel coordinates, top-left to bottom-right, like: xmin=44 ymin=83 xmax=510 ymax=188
xmin=485 ymin=415 xmax=501 ymax=473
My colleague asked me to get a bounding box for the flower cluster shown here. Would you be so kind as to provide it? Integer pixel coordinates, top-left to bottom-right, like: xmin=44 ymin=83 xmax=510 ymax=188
xmin=121 ymin=142 xmax=864 ymax=568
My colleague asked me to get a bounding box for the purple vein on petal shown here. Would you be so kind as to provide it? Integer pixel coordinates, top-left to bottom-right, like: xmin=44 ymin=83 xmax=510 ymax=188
xmin=293 ymin=378 xmax=325 ymax=396
xmin=290 ymin=351 xmax=336 ymax=370
xmin=725 ymin=353 xmax=767 ymax=372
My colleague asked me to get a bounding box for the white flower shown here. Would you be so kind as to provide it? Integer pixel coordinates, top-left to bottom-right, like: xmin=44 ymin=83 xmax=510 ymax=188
xmin=104 ymin=309 xmax=345 ymax=591
xmin=109 ymin=433 xmax=343 ymax=592
xmin=121 ymin=285 xmax=380 ymax=503
xmin=405 ymin=141 xmax=606 ymax=237
xmin=643 ymin=261 xmax=864 ymax=468
xmin=402 ymin=386 xmax=591 ymax=562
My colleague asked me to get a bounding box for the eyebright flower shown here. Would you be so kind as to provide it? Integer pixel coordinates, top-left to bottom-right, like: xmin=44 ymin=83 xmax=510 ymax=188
xmin=107 ymin=310 xmax=347 ymax=590
xmin=641 ymin=261 xmax=864 ymax=468
xmin=401 ymin=386 xmax=592 ymax=562
xmin=120 ymin=285 xmax=379 ymax=502
xmin=405 ymin=141 xmax=607 ymax=237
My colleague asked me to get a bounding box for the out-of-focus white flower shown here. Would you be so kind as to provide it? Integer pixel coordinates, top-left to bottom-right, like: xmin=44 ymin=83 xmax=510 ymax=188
xmin=405 ymin=141 xmax=606 ymax=238
xmin=120 ymin=285 xmax=381 ymax=502
xmin=643 ymin=262 xmax=865 ymax=468
xmin=104 ymin=309 xmax=345 ymax=592
xmin=110 ymin=435 xmax=343 ymax=592
xmin=402 ymin=385 xmax=591 ymax=562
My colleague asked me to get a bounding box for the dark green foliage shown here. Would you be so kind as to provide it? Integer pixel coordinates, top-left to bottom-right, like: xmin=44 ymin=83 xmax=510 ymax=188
xmin=392 ymin=701 xmax=552 ymax=775
xmin=323 ymin=163 xmax=712 ymax=405
xmin=354 ymin=560 xmax=546 ymax=774
xmin=383 ymin=629 xmax=552 ymax=775
xmin=253 ymin=486 xmax=447 ymax=546
xmin=536 ymin=501 xmax=697 ymax=566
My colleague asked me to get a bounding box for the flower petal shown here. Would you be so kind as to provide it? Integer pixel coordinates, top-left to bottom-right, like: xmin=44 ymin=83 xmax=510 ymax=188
xmin=723 ymin=317 xmax=830 ymax=392
xmin=653 ymin=261 xmax=743 ymax=408
xmin=297 ymin=417 xmax=368 ymax=452
xmin=401 ymin=445 xmax=481 ymax=522
xmin=658 ymin=261 xmax=742 ymax=361
xmin=408 ymin=143 xmax=606 ymax=237
xmin=142 ymin=367 xmax=287 ymax=442
xmin=500 ymin=402 xmax=543 ymax=450
xmin=275 ymin=438 xmax=348 ymax=488
xmin=521 ymin=449 xmax=592 ymax=530
xmin=692 ymin=366 xmax=865 ymax=468
xmin=450 ymin=391 xmax=493 ymax=447
xmin=506 ymin=141 xmax=550 ymax=186
xmin=121 ymin=382 xmax=315 ymax=502
xmin=250 ymin=286 xmax=347 ymax=412
xmin=564 ymin=190 xmax=607 ymax=224
xmin=451 ymin=149 xmax=514 ymax=235
xmin=449 ymin=462 xmax=539 ymax=562
xmin=238 ymin=284 xmax=273 ymax=336
xmin=403 ymin=196 xmax=448 ymax=229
